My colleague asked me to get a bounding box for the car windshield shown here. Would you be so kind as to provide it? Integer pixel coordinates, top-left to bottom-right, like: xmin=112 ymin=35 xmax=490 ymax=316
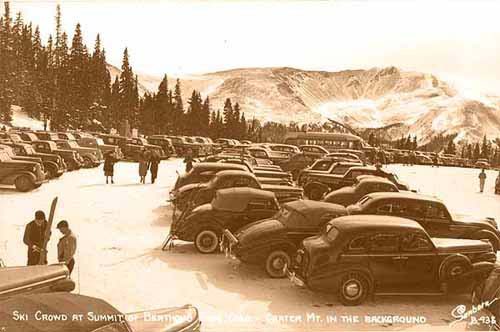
xmin=326 ymin=225 xmax=339 ymax=242
xmin=331 ymin=164 xmax=352 ymax=175
xmin=25 ymin=146 xmax=36 ymax=154
xmin=311 ymin=160 xmax=333 ymax=171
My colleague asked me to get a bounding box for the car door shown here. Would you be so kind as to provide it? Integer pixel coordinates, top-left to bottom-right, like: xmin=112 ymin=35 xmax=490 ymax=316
xmin=399 ymin=231 xmax=437 ymax=285
xmin=368 ymin=232 xmax=402 ymax=285
xmin=421 ymin=202 xmax=454 ymax=238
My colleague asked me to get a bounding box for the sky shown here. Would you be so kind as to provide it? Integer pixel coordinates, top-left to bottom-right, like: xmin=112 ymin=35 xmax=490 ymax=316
xmin=8 ymin=0 xmax=500 ymax=94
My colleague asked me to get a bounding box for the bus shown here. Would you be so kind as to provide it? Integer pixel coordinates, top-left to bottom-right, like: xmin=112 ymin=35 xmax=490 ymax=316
xmin=283 ymin=132 xmax=369 ymax=152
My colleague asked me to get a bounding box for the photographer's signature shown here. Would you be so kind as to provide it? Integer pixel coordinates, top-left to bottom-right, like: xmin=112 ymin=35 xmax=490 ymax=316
xmin=450 ymin=298 xmax=498 ymax=326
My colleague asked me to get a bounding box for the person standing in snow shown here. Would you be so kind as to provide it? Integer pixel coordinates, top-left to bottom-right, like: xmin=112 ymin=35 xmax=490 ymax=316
xmin=149 ymin=152 xmax=160 ymax=184
xmin=103 ymin=152 xmax=117 ymax=184
xmin=184 ymin=149 xmax=194 ymax=173
xmin=23 ymin=210 xmax=49 ymax=266
xmin=138 ymin=151 xmax=149 ymax=184
xmin=479 ymin=169 xmax=487 ymax=193
xmin=56 ymin=220 xmax=77 ymax=275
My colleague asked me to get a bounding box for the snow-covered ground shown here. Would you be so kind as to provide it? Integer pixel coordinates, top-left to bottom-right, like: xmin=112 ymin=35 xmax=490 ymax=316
xmin=1 ymin=160 xmax=500 ymax=331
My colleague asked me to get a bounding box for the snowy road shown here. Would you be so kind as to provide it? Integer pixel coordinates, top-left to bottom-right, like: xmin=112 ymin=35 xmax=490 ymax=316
xmin=1 ymin=160 xmax=500 ymax=331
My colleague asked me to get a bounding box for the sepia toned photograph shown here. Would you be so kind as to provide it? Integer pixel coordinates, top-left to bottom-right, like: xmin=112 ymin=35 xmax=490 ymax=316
xmin=1 ymin=0 xmax=500 ymax=331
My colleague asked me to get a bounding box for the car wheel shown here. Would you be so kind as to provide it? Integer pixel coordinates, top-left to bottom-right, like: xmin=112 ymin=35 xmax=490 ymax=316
xmin=83 ymin=156 xmax=93 ymax=168
xmin=15 ymin=175 xmax=35 ymax=192
xmin=194 ymin=229 xmax=220 ymax=254
xmin=46 ymin=165 xmax=58 ymax=178
xmin=338 ymin=272 xmax=370 ymax=306
xmin=265 ymin=250 xmax=291 ymax=278
xmin=439 ymin=258 xmax=470 ymax=281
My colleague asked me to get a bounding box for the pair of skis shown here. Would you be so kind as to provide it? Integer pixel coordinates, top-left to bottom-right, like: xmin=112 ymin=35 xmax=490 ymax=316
xmin=37 ymin=197 xmax=58 ymax=265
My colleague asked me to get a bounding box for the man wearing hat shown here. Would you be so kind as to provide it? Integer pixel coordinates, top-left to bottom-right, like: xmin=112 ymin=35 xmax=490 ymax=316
xmin=23 ymin=210 xmax=49 ymax=265
xmin=56 ymin=220 xmax=77 ymax=275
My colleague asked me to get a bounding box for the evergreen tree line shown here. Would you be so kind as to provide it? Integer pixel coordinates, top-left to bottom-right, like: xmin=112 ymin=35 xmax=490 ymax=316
xmin=0 ymin=3 xmax=250 ymax=139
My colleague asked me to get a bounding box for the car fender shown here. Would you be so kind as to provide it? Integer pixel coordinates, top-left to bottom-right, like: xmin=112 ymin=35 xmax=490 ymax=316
xmin=438 ymin=254 xmax=472 ymax=281
xmin=42 ymin=161 xmax=59 ymax=172
xmin=2 ymin=171 xmax=36 ymax=185
xmin=472 ymin=230 xmax=500 ymax=249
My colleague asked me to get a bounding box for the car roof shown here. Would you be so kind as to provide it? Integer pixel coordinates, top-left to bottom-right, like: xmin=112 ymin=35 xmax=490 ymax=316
xmin=213 ymin=188 xmax=276 ymax=212
xmin=365 ymin=191 xmax=442 ymax=203
xmin=215 ymin=170 xmax=254 ymax=178
xmin=357 ymin=176 xmax=394 ymax=185
xmin=331 ymin=215 xmax=423 ymax=232
xmin=286 ymin=200 xmax=344 ymax=221
xmin=193 ymin=162 xmax=247 ymax=171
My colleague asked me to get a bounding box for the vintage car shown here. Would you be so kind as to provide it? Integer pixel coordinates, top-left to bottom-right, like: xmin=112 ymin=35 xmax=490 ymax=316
xmin=215 ymin=138 xmax=237 ymax=148
xmin=174 ymin=170 xmax=303 ymax=211
xmin=31 ymin=140 xmax=84 ymax=171
xmin=171 ymin=162 xmax=249 ymax=196
xmin=169 ymin=188 xmax=280 ymax=254
xmin=299 ymin=145 xmax=329 ymax=159
xmin=33 ymin=131 xmax=60 ymax=141
xmin=54 ymin=140 xmax=102 ymax=168
xmin=0 ymin=293 xmax=201 ymax=332
xmin=129 ymin=137 xmax=168 ymax=159
xmin=276 ymin=153 xmax=320 ymax=180
xmin=57 ymin=132 xmax=78 ymax=140
xmin=0 ymin=264 xmax=75 ymax=300
xmin=16 ymin=131 xmax=40 ymax=142
xmin=213 ymin=158 xmax=292 ymax=182
xmin=247 ymin=147 xmax=289 ymax=164
xmin=0 ymin=132 xmax=24 ymax=142
xmin=98 ymin=134 xmax=145 ymax=161
xmin=78 ymin=136 xmax=124 ymax=159
xmin=268 ymin=144 xmax=301 ymax=157
xmin=346 ymin=192 xmax=500 ymax=251
xmin=323 ymin=176 xmax=399 ymax=207
xmin=303 ymin=165 xmax=409 ymax=200
xmin=147 ymin=135 xmax=176 ymax=156
xmin=223 ymin=200 xmax=346 ymax=278
xmin=475 ymin=159 xmax=491 ymax=169
xmin=288 ymin=215 xmax=496 ymax=305
xmin=167 ymin=135 xmax=203 ymax=157
xmin=0 ymin=144 xmax=46 ymax=172
xmin=325 ymin=152 xmax=362 ymax=163
xmin=1 ymin=141 xmax=66 ymax=178
xmin=297 ymin=160 xmax=361 ymax=186
xmin=0 ymin=151 xmax=46 ymax=191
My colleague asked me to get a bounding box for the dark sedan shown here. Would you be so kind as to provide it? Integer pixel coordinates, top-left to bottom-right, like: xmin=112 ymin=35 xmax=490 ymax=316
xmin=347 ymin=192 xmax=500 ymax=251
xmin=168 ymin=187 xmax=280 ymax=254
xmin=288 ymin=215 xmax=496 ymax=305
xmin=223 ymin=200 xmax=346 ymax=278
xmin=323 ymin=176 xmax=399 ymax=207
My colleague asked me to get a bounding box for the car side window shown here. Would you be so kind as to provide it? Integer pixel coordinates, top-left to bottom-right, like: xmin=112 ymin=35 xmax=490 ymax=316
xmin=376 ymin=203 xmax=392 ymax=214
xmin=233 ymin=177 xmax=251 ymax=187
xmin=369 ymin=233 xmax=399 ymax=253
xmin=346 ymin=236 xmax=368 ymax=252
xmin=425 ymin=203 xmax=449 ymax=221
xmin=401 ymin=232 xmax=433 ymax=252
xmin=247 ymin=199 xmax=272 ymax=210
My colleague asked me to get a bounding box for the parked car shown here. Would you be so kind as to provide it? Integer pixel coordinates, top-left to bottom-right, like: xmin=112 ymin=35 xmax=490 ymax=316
xmin=303 ymin=165 xmax=409 ymax=200
xmin=1 ymin=141 xmax=65 ymax=178
xmin=0 ymin=144 xmax=46 ymax=173
xmin=288 ymin=215 xmax=496 ymax=305
xmin=16 ymin=131 xmax=39 ymax=142
xmin=0 ymin=264 xmax=75 ymax=300
xmin=98 ymin=134 xmax=145 ymax=161
xmin=54 ymin=140 xmax=102 ymax=168
xmin=268 ymin=144 xmax=301 ymax=156
xmin=147 ymin=135 xmax=176 ymax=156
xmin=129 ymin=137 xmax=168 ymax=159
xmin=204 ymin=153 xmax=283 ymax=172
xmin=325 ymin=152 xmax=362 ymax=163
xmin=205 ymin=156 xmax=292 ymax=182
xmin=0 ymin=150 xmax=46 ymax=191
xmin=276 ymin=153 xmax=317 ymax=180
xmin=31 ymin=140 xmax=84 ymax=171
xmin=169 ymin=188 xmax=280 ymax=254
xmin=323 ymin=176 xmax=399 ymax=207
xmin=299 ymin=145 xmax=329 ymax=159
xmin=476 ymin=159 xmax=491 ymax=169
xmin=77 ymin=136 xmax=124 ymax=160
xmin=346 ymin=192 xmax=500 ymax=251
xmin=174 ymin=170 xmax=303 ymax=211
xmin=0 ymin=293 xmax=201 ymax=332
xmin=223 ymin=200 xmax=346 ymax=278
xmin=57 ymin=132 xmax=78 ymax=140
xmin=33 ymin=131 xmax=60 ymax=141
xmin=247 ymin=147 xmax=290 ymax=164
xmin=298 ymin=160 xmax=361 ymax=186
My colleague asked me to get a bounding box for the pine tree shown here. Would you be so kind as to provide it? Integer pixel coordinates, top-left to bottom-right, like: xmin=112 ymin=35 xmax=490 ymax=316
xmin=173 ymin=79 xmax=184 ymax=133
xmin=223 ymin=98 xmax=233 ymax=137
xmin=118 ymin=48 xmax=139 ymax=129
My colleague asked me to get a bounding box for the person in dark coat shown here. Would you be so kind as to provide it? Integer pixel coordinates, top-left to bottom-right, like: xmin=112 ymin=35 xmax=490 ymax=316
xmin=138 ymin=151 xmax=149 ymax=184
xmin=103 ymin=152 xmax=117 ymax=184
xmin=23 ymin=210 xmax=49 ymax=266
xmin=184 ymin=149 xmax=194 ymax=173
xmin=479 ymin=169 xmax=487 ymax=193
xmin=149 ymin=152 xmax=160 ymax=184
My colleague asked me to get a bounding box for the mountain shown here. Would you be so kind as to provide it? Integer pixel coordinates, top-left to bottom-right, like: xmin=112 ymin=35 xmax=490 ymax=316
xmin=114 ymin=65 xmax=500 ymax=144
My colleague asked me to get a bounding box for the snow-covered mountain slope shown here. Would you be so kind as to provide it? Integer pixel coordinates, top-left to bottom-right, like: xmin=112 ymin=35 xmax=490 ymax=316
xmin=111 ymin=65 xmax=500 ymax=144
xmin=0 ymin=106 xmax=45 ymax=131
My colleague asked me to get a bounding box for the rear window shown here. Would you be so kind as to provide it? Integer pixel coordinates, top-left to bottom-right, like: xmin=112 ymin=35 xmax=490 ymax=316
xmin=331 ymin=164 xmax=351 ymax=175
xmin=311 ymin=160 xmax=333 ymax=171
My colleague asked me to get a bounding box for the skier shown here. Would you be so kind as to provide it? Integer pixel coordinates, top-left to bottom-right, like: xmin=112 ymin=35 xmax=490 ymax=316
xmin=149 ymin=152 xmax=160 ymax=184
xmin=184 ymin=149 xmax=194 ymax=173
xmin=23 ymin=210 xmax=49 ymax=266
xmin=479 ymin=169 xmax=487 ymax=193
xmin=56 ymin=220 xmax=77 ymax=275
xmin=103 ymin=152 xmax=117 ymax=184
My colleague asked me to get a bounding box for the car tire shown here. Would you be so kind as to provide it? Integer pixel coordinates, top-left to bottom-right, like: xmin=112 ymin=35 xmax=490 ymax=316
xmin=83 ymin=156 xmax=93 ymax=168
xmin=338 ymin=271 xmax=370 ymax=306
xmin=265 ymin=250 xmax=291 ymax=278
xmin=14 ymin=175 xmax=35 ymax=192
xmin=439 ymin=257 xmax=470 ymax=281
xmin=194 ymin=229 xmax=220 ymax=254
xmin=45 ymin=164 xmax=58 ymax=179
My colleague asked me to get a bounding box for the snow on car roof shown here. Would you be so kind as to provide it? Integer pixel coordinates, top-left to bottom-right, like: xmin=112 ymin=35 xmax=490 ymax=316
xmin=193 ymin=162 xmax=247 ymax=171
xmin=364 ymin=191 xmax=442 ymax=203
xmin=212 ymin=188 xmax=276 ymax=212
xmin=331 ymin=215 xmax=423 ymax=232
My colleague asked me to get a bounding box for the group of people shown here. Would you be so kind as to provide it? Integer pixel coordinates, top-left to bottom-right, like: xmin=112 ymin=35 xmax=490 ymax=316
xmin=23 ymin=211 xmax=77 ymax=275
xmin=102 ymin=150 xmax=162 ymax=184
xmin=478 ymin=169 xmax=500 ymax=194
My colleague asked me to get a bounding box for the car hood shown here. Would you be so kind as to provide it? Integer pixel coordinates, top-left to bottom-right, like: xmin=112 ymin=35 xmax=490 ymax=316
xmin=432 ymin=237 xmax=492 ymax=253
xmin=0 ymin=264 xmax=69 ymax=296
xmin=261 ymin=184 xmax=303 ymax=193
xmin=452 ymin=213 xmax=498 ymax=229
xmin=256 ymin=177 xmax=291 ymax=185
xmin=235 ymin=218 xmax=284 ymax=245
xmin=254 ymin=170 xmax=290 ymax=178
xmin=127 ymin=305 xmax=200 ymax=332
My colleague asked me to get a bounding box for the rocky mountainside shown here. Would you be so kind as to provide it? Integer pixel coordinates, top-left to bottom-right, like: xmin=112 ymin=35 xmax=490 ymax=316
xmin=115 ymin=65 xmax=500 ymax=144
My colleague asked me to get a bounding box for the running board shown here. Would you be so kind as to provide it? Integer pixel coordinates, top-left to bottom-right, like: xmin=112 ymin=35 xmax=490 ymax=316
xmin=375 ymin=291 xmax=445 ymax=296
